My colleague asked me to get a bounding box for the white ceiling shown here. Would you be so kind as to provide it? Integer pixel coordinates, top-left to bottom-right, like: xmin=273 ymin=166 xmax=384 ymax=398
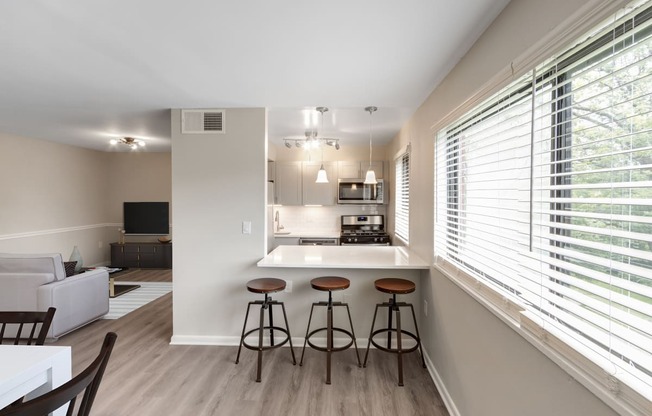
xmin=0 ymin=0 xmax=510 ymax=152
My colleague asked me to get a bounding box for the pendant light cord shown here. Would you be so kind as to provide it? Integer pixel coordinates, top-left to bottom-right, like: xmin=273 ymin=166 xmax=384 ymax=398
xmin=366 ymin=106 xmax=376 ymax=168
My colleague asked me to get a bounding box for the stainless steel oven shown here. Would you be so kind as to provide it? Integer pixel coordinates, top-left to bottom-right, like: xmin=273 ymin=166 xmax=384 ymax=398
xmin=340 ymin=215 xmax=391 ymax=245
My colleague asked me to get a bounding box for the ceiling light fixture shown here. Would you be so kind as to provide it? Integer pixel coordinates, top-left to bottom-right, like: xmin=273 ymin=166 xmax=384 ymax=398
xmin=283 ymin=107 xmax=341 ymax=151
xmin=315 ymin=107 xmax=329 ymax=183
xmin=364 ymin=106 xmax=378 ymax=185
xmin=109 ymin=137 xmax=146 ymax=150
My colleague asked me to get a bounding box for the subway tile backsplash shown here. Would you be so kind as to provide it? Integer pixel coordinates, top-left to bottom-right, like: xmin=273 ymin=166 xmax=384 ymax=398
xmin=274 ymin=205 xmax=386 ymax=233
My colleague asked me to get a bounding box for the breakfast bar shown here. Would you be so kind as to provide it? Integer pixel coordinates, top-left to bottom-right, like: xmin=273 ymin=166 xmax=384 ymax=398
xmin=255 ymin=245 xmax=429 ymax=340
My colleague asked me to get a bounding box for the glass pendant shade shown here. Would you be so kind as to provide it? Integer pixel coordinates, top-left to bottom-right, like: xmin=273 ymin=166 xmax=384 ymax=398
xmin=316 ymin=164 xmax=329 ymax=183
xmin=364 ymin=168 xmax=377 ymax=185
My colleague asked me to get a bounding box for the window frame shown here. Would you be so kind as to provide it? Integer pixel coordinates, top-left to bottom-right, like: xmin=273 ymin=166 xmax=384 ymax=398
xmin=434 ymin=2 xmax=652 ymax=414
xmin=394 ymin=144 xmax=411 ymax=244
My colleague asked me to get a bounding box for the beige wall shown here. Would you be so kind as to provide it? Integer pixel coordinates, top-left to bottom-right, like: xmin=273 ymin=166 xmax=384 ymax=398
xmin=386 ymin=0 xmax=627 ymax=415
xmin=106 ymin=152 xmax=172 ymax=243
xmin=0 ymin=132 xmax=171 ymax=265
xmin=171 ymin=108 xmax=268 ymax=338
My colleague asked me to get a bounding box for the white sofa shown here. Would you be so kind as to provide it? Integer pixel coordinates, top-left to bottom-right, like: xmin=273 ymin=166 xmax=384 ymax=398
xmin=0 ymin=253 xmax=109 ymax=338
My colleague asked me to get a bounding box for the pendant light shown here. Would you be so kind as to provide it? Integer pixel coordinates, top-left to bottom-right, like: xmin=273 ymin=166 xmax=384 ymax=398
xmin=364 ymin=106 xmax=378 ymax=184
xmin=315 ymin=107 xmax=329 ymax=183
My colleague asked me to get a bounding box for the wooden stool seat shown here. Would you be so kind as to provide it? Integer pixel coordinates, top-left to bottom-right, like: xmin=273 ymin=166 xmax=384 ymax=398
xmin=374 ymin=278 xmax=415 ymax=295
xmin=310 ymin=276 xmax=350 ymax=291
xmin=247 ymin=278 xmax=286 ymax=294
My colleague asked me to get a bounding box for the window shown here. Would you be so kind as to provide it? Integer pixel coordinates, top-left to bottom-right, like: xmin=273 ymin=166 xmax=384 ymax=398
xmin=436 ymin=1 xmax=652 ymax=408
xmin=395 ymin=147 xmax=410 ymax=243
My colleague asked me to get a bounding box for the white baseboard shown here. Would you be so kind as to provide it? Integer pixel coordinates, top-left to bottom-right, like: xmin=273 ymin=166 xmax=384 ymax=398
xmin=170 ymin=335 xmax=370 ymax=347
xmin=423 ymin=350 xmax=460 ymax=416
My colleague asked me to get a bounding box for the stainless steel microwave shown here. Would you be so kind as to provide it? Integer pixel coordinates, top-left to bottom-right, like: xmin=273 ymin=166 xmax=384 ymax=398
xmin=337 ymin=179 xmax=386 ymax=205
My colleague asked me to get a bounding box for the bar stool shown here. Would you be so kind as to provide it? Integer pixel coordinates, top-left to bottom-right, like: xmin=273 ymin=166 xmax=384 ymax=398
xmin=363 ymin=278 xmax=426 ymax=386
xmin=235 ymin=278 xmax=296 ymax=382
xmin=300 ymin=276 xmax=361 ymax=384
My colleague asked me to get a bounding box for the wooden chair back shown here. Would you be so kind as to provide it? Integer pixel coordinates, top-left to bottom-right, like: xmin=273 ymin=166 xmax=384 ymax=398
xmin=0 ymin=332 xmax=118 ymax=416
xmin=0 ymin=307 xmax=56 ymax=345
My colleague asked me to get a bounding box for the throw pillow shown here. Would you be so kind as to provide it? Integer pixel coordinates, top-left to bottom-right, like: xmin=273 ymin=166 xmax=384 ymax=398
xmin=64 ymin=261 xmax=77 ymax=277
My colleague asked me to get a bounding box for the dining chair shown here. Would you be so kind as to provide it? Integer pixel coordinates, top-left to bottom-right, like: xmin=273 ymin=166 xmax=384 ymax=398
xmin=0 ymin=332 xmax=118 ymax=416
xmin=0 ymin=307 xmax=56 ymax=345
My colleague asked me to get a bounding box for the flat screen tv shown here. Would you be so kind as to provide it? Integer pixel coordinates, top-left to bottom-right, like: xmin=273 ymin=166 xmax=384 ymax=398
xmin=123 ymin=202 xmax=169 ymax=235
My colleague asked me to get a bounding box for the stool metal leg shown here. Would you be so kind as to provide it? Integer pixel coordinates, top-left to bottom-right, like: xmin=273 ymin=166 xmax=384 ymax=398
xmin=326 ymin=295 xmax=333 ymax=385
xmin=409 ymin=303 xmax=427 ymax=368
xmin=235 ymin=302 xmax=254 ymax=364
xmin=344 ymin=303 xmax=362 ymax=367
xmin=363 ymin=304 xmax=380 ymax=367
xmin=280 ymin=302 xmax=296 ymax=364
xmin=299 ymin=303 xmax=316 ymax=366
xmin=256 ymin=300 xmax=265 ymax=382
xmin=387 ymin=296 xmax=394 ymax=349
xmin=395 ymin=303 xmax=404 ymax=386
xmin=268 ymin=294 xmax=275 ymax=347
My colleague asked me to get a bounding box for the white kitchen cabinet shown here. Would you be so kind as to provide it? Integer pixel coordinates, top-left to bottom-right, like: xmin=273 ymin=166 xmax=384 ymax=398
xmin=302 ymin=162 xmax=337 ymax=205
xmin=275 ymin=161 xmax=302 ymax=205
xmin=337 ymin=161 xmax=384 ymax=179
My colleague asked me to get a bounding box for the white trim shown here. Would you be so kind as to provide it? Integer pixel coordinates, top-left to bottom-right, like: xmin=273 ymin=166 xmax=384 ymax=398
xmin=423 ymin=349 xmax=461 ymax=416
xmin=393 ymin=143 xmax=411 ymax=161
xmin=170 ymin=335 xmax=370 ymax=347
xmin=429 ymin=0 xmax=630 ymax=134
xmin=0 ymin=223 xmax=122 ymax=241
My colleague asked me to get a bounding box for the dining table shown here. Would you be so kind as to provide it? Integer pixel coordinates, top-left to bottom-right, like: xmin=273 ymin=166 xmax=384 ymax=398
xmin=0 ymin=345 xmax=71 ymax=416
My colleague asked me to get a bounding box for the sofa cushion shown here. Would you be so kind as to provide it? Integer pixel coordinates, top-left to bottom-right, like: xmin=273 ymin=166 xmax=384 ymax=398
xmin=64 ymin=261 xmax=77 ymax=277
xmin=0 ymin=253 xmax=67 ymax=281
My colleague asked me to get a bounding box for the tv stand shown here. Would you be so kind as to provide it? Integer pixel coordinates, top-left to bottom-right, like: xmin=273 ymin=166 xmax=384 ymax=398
xmin=110 ymin=242 xmax=172 ymax=269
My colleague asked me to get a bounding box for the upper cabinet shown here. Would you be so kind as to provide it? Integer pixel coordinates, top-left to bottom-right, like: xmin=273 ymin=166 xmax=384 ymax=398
xmin=275 ymin=161 xmax=302 ymax=205
xmin=273 ymin=160 xmax=387 ymax=206
xmin=302 ymin=162 xmax=337 ymax=205
xmin=337 ymin=161 xmax=384 ymax=179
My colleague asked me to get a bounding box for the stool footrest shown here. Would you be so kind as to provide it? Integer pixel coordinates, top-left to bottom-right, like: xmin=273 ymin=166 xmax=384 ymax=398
xmin=306 ymin=327 xmax=355 ymax=353
xmin=241 ymin=326 xmax=292 ymax=351
xmin=369 ymin=328 xmax=420 ymax=354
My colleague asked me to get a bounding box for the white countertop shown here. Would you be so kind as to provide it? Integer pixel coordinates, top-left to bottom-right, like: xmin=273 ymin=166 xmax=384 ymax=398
xmin=257 ymin=245 xmax=429 ymax=269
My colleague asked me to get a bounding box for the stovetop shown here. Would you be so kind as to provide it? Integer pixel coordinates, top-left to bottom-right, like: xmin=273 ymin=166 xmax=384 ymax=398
xmin=340 ymin=214 xmax=390 ymax=244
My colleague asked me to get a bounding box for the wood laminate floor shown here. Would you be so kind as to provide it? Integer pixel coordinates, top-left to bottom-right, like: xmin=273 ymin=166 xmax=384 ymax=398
xmin=53 ymin=269 xmax=449 ymax=416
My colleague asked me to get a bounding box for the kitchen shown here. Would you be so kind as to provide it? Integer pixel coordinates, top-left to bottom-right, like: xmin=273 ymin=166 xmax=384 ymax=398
xmin=266 ymin=107 xmax=399 ymax=252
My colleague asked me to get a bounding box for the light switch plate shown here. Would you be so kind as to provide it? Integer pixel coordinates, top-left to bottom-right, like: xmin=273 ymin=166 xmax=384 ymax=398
xmin=242 ymin=221 xmax=251 ymax=234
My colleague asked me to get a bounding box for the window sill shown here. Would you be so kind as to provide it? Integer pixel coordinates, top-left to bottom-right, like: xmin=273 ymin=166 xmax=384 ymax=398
xmin=433 ymin=256 xmax=651 ymax=416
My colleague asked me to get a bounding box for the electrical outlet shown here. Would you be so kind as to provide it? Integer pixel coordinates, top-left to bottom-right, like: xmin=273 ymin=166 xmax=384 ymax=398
xmin=424 ymin=299 xmax=428 ymax=317
xmin=98 ymin=241 xmax=103 ymax=249
xmin=285 ymin=280 xmax=293 ymax=293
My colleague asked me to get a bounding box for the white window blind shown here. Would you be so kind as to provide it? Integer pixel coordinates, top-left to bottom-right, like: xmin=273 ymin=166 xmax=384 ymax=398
xmin=395 ymin=148 xmax=410 ymax=242
xmin=435 ymin=1 xmax=652 ymax=409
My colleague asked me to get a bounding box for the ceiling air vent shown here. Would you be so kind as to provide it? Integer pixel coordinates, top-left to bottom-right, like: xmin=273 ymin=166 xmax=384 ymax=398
xmin=181 ymin=109 xmax=225 ymax=134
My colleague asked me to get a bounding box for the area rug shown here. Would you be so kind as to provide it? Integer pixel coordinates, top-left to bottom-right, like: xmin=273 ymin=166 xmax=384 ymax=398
xmin=103 ymin=281 xmax=172 ymax=320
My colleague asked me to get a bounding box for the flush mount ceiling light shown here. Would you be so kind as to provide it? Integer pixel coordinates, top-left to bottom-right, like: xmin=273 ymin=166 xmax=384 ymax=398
xmin=109 ymin=137 xmax=146 ymax=150
xmin=283 ymin=107 xmax=341 ymax=151
xmin=364 ymin=106 xmax=378 ymax=185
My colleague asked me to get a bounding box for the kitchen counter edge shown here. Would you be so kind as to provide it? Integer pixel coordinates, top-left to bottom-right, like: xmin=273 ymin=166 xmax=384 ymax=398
xmin=257 ymin=245 xmax=429 ymax=269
